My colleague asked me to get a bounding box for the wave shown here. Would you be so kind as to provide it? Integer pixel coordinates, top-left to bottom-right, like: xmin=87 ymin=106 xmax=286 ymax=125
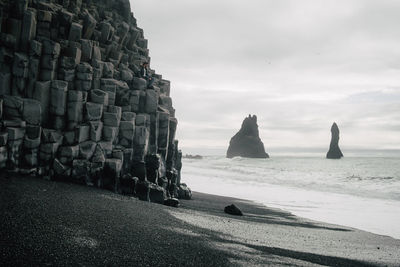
xmin=183 ymin=156 xmax=400 ymax=201
xmin=182 ymin=156 xmax=400 ymax=238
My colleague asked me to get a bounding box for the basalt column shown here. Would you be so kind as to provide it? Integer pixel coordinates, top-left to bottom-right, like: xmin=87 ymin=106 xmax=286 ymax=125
xmin=0 ymin=0 xmax=189 ymax=202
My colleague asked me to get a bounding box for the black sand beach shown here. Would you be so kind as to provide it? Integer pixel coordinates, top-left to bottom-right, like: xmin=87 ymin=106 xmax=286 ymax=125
xmin=1 ymin=175 xmax=399 ymax=266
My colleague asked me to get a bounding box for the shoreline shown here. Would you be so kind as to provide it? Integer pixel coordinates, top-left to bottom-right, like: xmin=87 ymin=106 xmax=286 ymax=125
xmin=188 ymin=187 xmax=400 ymax=240
xmin=1 ymin=175 xmax=400 ymax=266
xmin=181 ymin=156 xmax=400 ymax=240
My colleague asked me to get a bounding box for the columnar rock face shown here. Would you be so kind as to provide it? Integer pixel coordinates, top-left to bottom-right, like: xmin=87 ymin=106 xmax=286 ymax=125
xmin=227 ymin=115 xmax=269 ymax=158
xmin=0 ymin=0 xmax=188 ymax=202
xmin=326 ymin=122 xmax=343 ymax=159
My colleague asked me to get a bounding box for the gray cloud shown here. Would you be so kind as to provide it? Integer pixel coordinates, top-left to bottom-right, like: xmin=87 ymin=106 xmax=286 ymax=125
xmin=132 ymin=0 xmax=400 ymax=154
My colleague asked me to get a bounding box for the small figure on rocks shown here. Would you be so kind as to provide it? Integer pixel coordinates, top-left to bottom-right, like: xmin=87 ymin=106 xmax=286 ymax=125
xmin=140 ymin=62 xmax=154 ymax=89
xmin=224 ymin=204 xmax=243 ymax=216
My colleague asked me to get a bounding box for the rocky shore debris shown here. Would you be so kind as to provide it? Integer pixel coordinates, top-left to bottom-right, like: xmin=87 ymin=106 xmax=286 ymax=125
xmin=224 ymin=204 xmax=243 ymax=216
xmin=227 ymin=115 xmax=269 ymax=158
xmin=326 ymin=122 xmax=343 ymax=159
xmin=0 ymin=0 xmax=191 ymax=204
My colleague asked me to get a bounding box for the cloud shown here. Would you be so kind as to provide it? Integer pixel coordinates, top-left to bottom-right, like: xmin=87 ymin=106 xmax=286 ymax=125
xmin=132 ymin=0 xmax=400 ymax=153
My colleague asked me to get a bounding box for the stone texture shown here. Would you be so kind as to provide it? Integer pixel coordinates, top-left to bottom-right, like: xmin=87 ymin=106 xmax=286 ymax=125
xmin=79 ymin=141 xmax=96 ymax=160
xmin=22 ymin=98 xmax=41 ymax=125
xmin=90 ymin=89 xmax=108 ymax=106
xmin=0 ymin=73 xmax=11 ymax=96
xmin=122 ymin=112 xmax=135 ymax=122
xmin=33 ymin=81 xmax=50 ymax=124
xmin=89 ymin=121 xmax=103 ymax=142
xmin=50 ymin=80 xmax=68 ymax=116
xmin=83 ymin=13 xmax=97 ymax=40
xmin=69 ymin=23 xmax=83 ymax=42
xmin=0 ymin=132 xmax=8 ymax=146
xmin=85 ymin=102 xmax=103 ymax=121
xmin=20 ymin=9 xmax=37 ymax=52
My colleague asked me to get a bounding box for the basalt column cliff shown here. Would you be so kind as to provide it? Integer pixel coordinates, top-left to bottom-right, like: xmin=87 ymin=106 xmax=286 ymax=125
xmin=0 ymin=0 xmax=190 ymax=203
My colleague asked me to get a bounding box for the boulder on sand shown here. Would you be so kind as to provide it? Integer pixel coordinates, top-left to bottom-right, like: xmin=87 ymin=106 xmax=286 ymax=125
xmin=224 ymin=204 xmax=243 ymax=216
xmin=177 ymin=183 xmax=192 ymax=200
xmin=164 ymin=198 xmax=179 ymax=207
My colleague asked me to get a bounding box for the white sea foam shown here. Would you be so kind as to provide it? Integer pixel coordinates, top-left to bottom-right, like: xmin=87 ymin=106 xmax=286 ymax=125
xmin=181 ymin=156 xmax=400 ymax=239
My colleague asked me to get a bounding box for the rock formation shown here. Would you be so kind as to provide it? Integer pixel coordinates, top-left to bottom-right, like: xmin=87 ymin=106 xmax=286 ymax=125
xmin=227 ymin=115 xmax=269 ymax=158
xmin=0 ymin=0 xmax=190 ymax=203
xmin=326 ymin=122 xmax=343 ymax=159
xmin=224 ymin=204 xmax=243 ymax=216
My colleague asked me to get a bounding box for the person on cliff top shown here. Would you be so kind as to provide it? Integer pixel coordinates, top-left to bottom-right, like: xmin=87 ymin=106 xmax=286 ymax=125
xmin=140 ymin=62 xmax=154 ymax=89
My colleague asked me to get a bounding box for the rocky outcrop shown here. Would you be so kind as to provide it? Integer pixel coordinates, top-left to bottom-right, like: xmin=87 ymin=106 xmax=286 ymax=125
xmin=326 ymin=122 xmax=343 ymax=159
xmin=227 ymin=115 xmax=269 ymax=158
xmin=177 ymin=183 xmax=192 ymax=200
xmin=0 ymin=0 xmax=190 ymax=202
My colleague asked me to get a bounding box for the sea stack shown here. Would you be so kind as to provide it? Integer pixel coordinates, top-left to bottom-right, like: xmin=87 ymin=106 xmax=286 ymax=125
xmin=326 ymin=122 xmax=343 ymax=159
xmin=227 ymin=115 xmax=269 ymax=158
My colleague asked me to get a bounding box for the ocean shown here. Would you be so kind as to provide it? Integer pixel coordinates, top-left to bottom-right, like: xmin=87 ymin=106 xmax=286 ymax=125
xmin=181 ymin=156 xmax=400 ymax=239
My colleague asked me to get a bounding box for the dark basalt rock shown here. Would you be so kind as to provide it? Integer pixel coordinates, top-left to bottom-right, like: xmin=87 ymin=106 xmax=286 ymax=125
xmin=164 ymin=198 xmax=179 ymax=207
xmin=135 ymin=180 xmax=150 ymax=202
xmin=119 ymin=174 xmax=138 ymax=195
xmin=227 ymin=115 xmax=269 ymax=158
xmin=0 ymin=0 xmax=190 ymax=204
xmin=224 ymin=204 xmax=243 ymax=216
xmin=177 ymin=183 xmax=192 ymax=200
xmin=326 ymin=122 xmax=343 ymax=159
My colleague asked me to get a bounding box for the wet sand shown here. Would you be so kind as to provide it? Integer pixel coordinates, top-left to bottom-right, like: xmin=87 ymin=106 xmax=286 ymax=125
xmin=1 ymin=174 xmax=399 ymax=266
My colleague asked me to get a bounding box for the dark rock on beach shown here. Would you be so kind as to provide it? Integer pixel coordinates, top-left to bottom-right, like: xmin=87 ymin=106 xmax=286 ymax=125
xmin=164 ymin=197 xmax=180 ymax=207
xmin=224 ymin=204 xmax=243 ymax=216
xmin=178 ymin=183 xmax=192 ymax=200
xmin=326 ymin=122 xmax=344 ymax=159
xmin=227 ymin=115 xmax=269 ymax=158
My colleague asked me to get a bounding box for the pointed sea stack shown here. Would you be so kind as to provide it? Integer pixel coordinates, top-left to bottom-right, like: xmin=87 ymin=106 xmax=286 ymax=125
xmin=326 ymin=122 xmax=344 ymax=159
xmin=227 ymin=115 xmax=269 ymax=158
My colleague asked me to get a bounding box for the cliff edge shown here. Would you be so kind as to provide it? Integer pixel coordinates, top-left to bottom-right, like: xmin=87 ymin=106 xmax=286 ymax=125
xmin=0 ymin=0 xmax=190 ymax=203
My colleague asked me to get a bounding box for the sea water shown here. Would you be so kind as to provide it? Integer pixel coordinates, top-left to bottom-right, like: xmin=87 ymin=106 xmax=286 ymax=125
xmin=181 ymin=156 xmax=400 ymax=239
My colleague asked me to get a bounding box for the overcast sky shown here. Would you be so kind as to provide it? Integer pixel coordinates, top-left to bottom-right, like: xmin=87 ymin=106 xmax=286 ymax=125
xmin=131 ymin=0 xmax=400 ymax=155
